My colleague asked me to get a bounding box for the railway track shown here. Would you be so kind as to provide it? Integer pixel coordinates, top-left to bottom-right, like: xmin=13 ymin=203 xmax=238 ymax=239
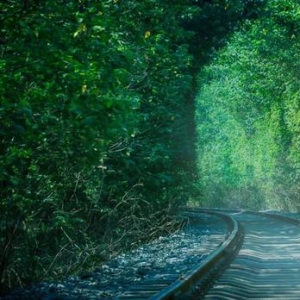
xmin=4 ymin=208 xmax=300 ymax=299
xmin=119 ymin=208 xmax=300 ymax=299
xmin=118 ymin=209 xmax=243 ymax=299
xmin=196 ymin=210 xmax=300 ymax=299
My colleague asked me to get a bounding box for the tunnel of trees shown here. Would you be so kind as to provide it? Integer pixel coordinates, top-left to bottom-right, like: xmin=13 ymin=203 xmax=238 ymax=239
xmin=1 ymin=0 xmax=300 ymax=293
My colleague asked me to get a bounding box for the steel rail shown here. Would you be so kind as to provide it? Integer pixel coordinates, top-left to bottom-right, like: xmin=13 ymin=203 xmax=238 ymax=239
xmin=150 ymin=209 xmax=243 ymax=300
xmin=190 ymin=207 xmax=300 ymax=226
xmin=189 ymin=207 xmax=300 ymax=300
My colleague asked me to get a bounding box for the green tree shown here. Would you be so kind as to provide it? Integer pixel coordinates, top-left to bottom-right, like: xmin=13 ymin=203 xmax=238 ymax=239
xmin=0 ymin=0 xmax=266 ymax=292
xmin=196 ymin=0 xmax=300 ymax=210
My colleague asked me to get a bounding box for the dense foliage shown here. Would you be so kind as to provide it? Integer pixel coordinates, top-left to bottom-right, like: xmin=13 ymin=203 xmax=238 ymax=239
xmin=196 ymin=0 xmax=300 ymax=210
xmin=1 ymin=0 xmax=263 ymax=293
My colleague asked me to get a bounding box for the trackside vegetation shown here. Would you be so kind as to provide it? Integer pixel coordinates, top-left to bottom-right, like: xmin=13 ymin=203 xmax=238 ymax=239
xmin=1 ymin=0 xmax=268 ymax=293
xmin=196 ymin=0 xmax=300 ymax=211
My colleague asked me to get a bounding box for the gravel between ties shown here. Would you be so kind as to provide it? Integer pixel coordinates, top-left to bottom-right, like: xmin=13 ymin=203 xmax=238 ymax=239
xmin=2 ymin=213 xmax=227 ymax=300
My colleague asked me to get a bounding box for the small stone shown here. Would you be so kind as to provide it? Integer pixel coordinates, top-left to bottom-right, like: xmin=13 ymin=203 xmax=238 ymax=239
xmin=137 ymin=267 xmax=151 ymax=276
xmin=80 ymin=273 xmax=94 ymax=280
xmin=49 ymin=284 xmax=56 ymax=293
xmin=94 ymin=267 xmax=102 ymax=272
xmin=56 ymin=283 xmax=65 ymax=290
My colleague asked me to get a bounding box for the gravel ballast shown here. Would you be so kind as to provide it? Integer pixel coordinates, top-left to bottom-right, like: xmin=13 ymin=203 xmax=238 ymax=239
xmin=1 ymin=213 xmax=227 ymax=300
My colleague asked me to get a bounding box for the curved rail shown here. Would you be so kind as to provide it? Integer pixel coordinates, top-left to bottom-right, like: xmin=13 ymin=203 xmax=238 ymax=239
xmin=190 ymin=208 xmax=300 ymax=299
xmin=192 ymin=206 xmax=300 ymax=226
xmin=150 ymin=209 xmax=243 ymax=299
xmin=119 ymin=209 xmax=243 ymax=299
